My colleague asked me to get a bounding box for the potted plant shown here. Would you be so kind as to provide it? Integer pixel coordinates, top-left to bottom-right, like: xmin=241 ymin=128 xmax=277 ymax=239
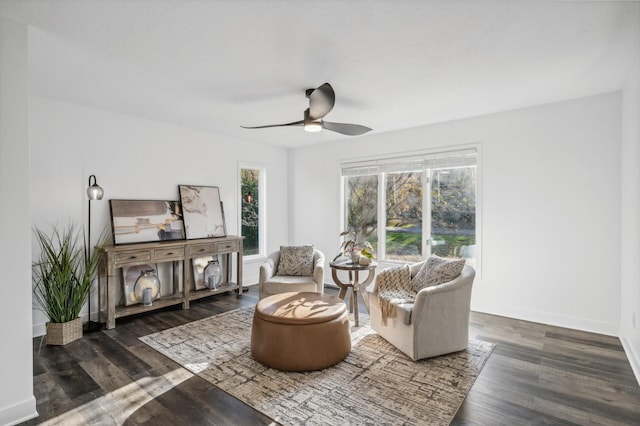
xmin=32 ymin=223 xmax=105 ymax=345
xmin=335 ymin=230 xmax=375 ymax=263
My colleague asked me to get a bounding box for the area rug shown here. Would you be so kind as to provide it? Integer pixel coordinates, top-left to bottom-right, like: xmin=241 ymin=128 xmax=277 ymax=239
xmin=140 ymin=307 xmax=493 ymax=425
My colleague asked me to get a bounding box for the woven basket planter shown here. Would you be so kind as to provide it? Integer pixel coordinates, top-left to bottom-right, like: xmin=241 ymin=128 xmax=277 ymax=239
xmin=46 ymin=317 xmax=83 ymax=345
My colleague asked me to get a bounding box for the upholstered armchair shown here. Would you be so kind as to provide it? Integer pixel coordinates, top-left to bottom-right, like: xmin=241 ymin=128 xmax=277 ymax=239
xmin=366 ymin=261 xmax=475 ymax=360
xmin=258 ymin=248 xmax=325 ymax=299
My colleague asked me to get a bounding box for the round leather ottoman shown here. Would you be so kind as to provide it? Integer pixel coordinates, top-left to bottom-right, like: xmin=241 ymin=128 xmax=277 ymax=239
xmin=251 ymin=292 xmax=351 ymax=371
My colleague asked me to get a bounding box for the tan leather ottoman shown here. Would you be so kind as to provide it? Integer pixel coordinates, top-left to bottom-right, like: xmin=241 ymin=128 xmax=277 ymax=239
xmin=251 ymin=291 xmax=351 ymax=371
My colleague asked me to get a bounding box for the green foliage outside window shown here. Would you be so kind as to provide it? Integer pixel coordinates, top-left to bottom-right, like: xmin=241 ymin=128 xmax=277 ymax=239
xmin=345 ymin=175 xmax=378 ymax=250
xmin=241 ymin=169 xmax=259 ymax=256
xmin=345 ymin=166 xmax=476 ymax=262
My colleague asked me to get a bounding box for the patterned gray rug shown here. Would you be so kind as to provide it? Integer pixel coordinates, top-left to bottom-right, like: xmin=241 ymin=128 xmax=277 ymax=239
xmin=140 ymin=307 xmax=493 ymax=425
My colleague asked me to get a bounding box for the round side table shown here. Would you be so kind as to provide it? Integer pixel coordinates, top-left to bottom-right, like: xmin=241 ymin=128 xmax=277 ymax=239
xmin=329 ymin=260 xmax=377 ymax=327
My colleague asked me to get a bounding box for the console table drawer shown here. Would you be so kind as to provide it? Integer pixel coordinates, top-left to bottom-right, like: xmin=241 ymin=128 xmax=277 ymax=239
xmin=216 ymin=240 xmax=240 ymax=253
xmin=114 ymin=250 xmax=152 ymax=265
xmin=154 ymin=247 xmax=185 ymax=261
xmin=187 ymin=243 xmax=216 ymax=256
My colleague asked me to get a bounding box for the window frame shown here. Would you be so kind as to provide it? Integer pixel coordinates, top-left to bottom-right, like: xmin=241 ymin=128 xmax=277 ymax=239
xmin=339 ymin=145 xmax=481 ymax=273
xmin=238 ymin=162 xmax=266 ymax=259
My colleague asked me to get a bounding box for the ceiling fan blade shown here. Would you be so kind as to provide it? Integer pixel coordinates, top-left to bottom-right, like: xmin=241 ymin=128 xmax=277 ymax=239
xmin=241 ymin=120 xmax=304 ymax=129
xmin=322 ymin=121 xmax=372 ymax=136
xmin=308 ymin=83 xmax=335 ymax=120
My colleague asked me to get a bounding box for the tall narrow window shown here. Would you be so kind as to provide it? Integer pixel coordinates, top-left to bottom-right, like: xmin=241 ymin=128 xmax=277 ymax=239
xmin=430 ymin=166 xmax=476 ymax=263
xmin=385 ymin=171 xmax=423 ymax=262
xmin=341 ymin=147 xmax=477 ymax=267
xmin=344 ymin=174 xmax=378 ymax=252
xmin=240 ymin=166 xmax=264 ymax=257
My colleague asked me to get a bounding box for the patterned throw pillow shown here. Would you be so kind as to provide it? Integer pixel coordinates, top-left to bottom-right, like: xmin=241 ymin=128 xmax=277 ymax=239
xmin=276 ymin=245 xmax=315 ymax=276
xmin=410 ymin=254 xmax=465 ymax=292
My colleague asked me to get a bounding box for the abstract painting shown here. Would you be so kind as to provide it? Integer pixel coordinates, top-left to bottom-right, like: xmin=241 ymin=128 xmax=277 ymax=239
xmin=110 ymin=200 xmax=185 ymax=245
xmin=179 ymin=185 xmax=226 ymax=239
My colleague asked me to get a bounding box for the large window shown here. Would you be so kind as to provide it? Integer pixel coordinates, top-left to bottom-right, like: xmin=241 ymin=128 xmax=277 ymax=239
xmin=342 ymin=148 xmax=477 ymax=266
xmin=240 ymin=165 xmax=265 ymax=257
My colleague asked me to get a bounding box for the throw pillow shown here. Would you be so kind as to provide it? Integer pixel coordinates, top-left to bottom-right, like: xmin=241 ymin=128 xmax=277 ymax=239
xmin=410 ymin=254 xmax=465 ymax=292
xmin=276 ymin=245 xmax=315 ymax=276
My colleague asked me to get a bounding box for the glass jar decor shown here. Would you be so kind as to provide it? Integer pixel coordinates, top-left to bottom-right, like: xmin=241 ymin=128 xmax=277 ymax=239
xmin=134 ymin=269 xmax=161 ymax=306
xmin=204 ymin=257 xmax=222 ymax=290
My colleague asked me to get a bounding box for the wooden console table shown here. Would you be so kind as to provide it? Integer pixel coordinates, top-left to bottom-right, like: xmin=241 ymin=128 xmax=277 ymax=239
xmin=98 ymin=236 xmax=243 ymax=329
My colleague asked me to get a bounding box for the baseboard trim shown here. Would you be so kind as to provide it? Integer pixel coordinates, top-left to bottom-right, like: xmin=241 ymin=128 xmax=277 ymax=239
xmin=32 ymin=320 xmax=46 ymax=338
xmin=471 ymin=302 xmax=619 ymax=336
xmin=0 ymin=395 xmax=38 ymax=426
xmin=620 ymin=337 xmax=640 ymax=386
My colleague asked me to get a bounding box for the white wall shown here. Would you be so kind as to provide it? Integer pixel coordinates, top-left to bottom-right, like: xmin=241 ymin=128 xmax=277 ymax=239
xmin=0 ymin=17 xmax=38 ymax=426
xmin=29 ymin=96 xmax=289 ymax=335
xmin=619 ymin=31 xmax=640 ymax=380
xmin=291 ymin=92 xmax=622 ymax=336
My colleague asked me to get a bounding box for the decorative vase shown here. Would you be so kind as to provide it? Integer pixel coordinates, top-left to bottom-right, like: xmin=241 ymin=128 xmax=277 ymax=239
xmin=204 ymin=258 xmax=222 ymax=290
xmin=46 ymin=317 xmax=83 ymax=345
xmin=351 ymin=249 xmax=361 ymax=263
xmin=134 ymin=269 xmax=161 ymax=306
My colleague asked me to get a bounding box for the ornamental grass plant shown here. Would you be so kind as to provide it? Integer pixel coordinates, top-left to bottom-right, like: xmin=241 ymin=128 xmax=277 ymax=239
xmin=32 ymin=223 xmax=105 ymax=324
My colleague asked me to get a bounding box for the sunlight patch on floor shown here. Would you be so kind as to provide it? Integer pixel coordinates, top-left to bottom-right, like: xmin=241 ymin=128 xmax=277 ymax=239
xmin=185 ymin=362 xmax=210 ymax=374
xmin=40 ymin=368 xmax=193 ymax=425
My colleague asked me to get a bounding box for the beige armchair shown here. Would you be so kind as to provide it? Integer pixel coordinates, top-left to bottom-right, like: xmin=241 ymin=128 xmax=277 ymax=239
xmin=259 ymin=249 xmax=325 ymax=299
xmin=366 ymin=262 xmax=475 ymax=360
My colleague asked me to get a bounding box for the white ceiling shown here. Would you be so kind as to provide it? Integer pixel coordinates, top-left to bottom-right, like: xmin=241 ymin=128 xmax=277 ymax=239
xmin=0 ymin=0 xmax=638 ymax=148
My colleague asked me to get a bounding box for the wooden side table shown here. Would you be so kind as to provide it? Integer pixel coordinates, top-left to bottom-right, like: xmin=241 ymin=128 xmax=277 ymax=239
xmin=329 ymin=260 xmax=377 ymax=327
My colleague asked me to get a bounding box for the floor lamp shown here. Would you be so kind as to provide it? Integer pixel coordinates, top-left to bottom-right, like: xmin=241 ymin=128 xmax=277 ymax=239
xmin=86 ymin=175 xmax=104 ymax=332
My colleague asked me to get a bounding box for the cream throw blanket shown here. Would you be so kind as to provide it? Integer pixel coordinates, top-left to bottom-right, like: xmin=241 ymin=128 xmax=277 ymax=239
xmin=376 ymin=264 xmax=415 ymax=325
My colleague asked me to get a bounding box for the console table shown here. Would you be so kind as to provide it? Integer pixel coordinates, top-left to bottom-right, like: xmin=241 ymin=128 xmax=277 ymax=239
xmin=98 ymin=236 xmax=243 ymax=329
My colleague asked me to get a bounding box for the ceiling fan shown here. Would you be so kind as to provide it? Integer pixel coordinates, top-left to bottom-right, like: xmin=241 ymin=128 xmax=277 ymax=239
xmin=241 ymin=83 xmax=372 ymax=136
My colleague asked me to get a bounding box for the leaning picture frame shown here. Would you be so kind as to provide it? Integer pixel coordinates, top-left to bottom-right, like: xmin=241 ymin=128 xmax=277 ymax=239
xmin=178 ymin=185 xmax=227 ymax=239
xmin=110 ymin=199 xmax=185 ymax=245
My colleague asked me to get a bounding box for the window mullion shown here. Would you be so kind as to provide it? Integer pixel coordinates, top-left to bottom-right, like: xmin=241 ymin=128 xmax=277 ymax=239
xmin=377 ymin=172 xmax=387 ymax=261
xmin=423 ymin=169 xmax=432 ymax=259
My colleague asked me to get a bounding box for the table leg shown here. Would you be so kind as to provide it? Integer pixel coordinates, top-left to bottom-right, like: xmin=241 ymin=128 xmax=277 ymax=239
xmin=338 ymin=287 xmax=348 ymax=300
xmin=332 ymin=267 xmax=349 ymax=300
xmin=106 ymin=271 xmax=116 ymax=330
xmin=353 ymin=270 xmax=360 ymax=327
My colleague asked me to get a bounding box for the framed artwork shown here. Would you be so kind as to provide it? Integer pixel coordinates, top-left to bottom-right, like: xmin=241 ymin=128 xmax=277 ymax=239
xmin=122 ymin=264 xmax=159 ymax=306
xmin=179 ymin=185 xmax=227 ymax=239
xmin=110 ymin=200 xmax=185 ymax=245
xmin=192 ymin=256 xmax=214 ymax=290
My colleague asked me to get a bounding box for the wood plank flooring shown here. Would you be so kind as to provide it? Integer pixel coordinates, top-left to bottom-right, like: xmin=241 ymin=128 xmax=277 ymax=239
xmin=23 ymin=286 xmax=640 ymax=425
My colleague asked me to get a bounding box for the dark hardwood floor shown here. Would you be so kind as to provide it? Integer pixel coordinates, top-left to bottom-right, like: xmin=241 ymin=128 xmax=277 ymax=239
xmin=23 ymin=286 xmax=640 ymax=425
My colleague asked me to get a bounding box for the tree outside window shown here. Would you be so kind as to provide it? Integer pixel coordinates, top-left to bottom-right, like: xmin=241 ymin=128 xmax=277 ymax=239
xmin=345 ymin=175 xmax=378 ymax=250
xmin=241 ymin=168 xmax=260 ymax=256
xmin=342 ymin=150 xmax=477 ymax=265
xmin=385 ymin=171 xmax=423 ymax=262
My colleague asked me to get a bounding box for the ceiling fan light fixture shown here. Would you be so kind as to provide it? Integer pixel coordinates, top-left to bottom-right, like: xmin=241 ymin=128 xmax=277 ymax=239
xmin=304 ymin=121 xmax=322 ymax=132
xmin=241 ymin=83 xmax=372 ymax=136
